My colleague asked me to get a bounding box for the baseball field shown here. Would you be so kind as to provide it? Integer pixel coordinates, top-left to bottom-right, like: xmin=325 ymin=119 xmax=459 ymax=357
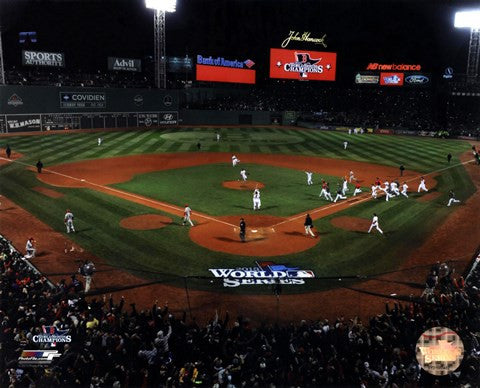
xmin=1 ymin=127 xmax=478 ymax=322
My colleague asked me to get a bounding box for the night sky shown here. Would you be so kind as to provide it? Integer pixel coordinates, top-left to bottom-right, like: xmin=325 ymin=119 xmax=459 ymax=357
xmin=1 ymin=0 xmax=479 ymax=83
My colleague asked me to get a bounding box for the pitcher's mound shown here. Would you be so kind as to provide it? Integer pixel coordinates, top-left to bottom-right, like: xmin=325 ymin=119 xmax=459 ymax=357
xmin=222 ymin=180 xmax=265 ymax=190
xmin=331 ymin=216 xmax=371 ymax=232
xmin=120 ymin=214 xmax=172 ymax=230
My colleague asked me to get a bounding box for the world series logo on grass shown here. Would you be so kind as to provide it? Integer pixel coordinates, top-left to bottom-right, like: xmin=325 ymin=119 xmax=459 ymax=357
xmin=209 ymin=261 xmax=315 ymax=287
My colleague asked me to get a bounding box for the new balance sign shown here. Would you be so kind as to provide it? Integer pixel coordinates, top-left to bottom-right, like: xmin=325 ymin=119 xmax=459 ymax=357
xmin=108 ymin=57 xmax=141 ymax=72
xmin=22 ymin=50 xmax=65 ymax=67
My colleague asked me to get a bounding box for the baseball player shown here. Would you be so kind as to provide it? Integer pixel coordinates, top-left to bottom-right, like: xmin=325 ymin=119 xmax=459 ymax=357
xmin=253 ymin=188 xmax=261 ymax=210
xmin=349 ymin=170 xmax=356 ymax=183
xmin=401 ymin=182 xmax=409 ymax=198
xmin=417 ymin=177 xmax=428 ymax=193
xmin=240 ymin=168 xmax=247 ymax=181
xmin=341 ymin=178 xmax=348 ymax=196
xmin=182 ymin=205 xmax=194 ymax=226
xmin=371 ymin=183 xmax=378 ymax=199
xmin=368 ymin=213 xmax=384 ymax=234
xmin=385 ymin=188 xmax=395 ymax=202
xmin=333 ymin=186 xmax=347 ymax=203
xmin=382 ymin=180 xmax=390 ymax=193
xmin=319 ymin=180 xmax=327 ymax=199
xmin=64 ymin=210 xmax=75 ymax=233
xmin=216 ymin=132 xmax=220 ymax=142
xmin=447 ymin=190 xmax=461 ymax=207
xmin=305 ymin=171 xmax=313 ymax=185
xmin=343 ymin=141 xmax=348 ymax=150
xmin=239 ymin=218 xmax=246 ymax=242
xmin=374 ymin=177 xmax=382 ymax=191
xmin=304 ymin=213 xmax=315 ymax=238
xmin=232 ymin=155 xmax=239 ymax=167
xmin=353 ymin=182 xmax=362 ymax=196
xmin=390 ymin=181 xmax=400 ymax=196
xmin=25 ymin=237 xmax=36 ymax=258
xmin=97 ymin=137 xmax=102 ymax=146
xmin=324 ymin=183 xmax=333 ymax=201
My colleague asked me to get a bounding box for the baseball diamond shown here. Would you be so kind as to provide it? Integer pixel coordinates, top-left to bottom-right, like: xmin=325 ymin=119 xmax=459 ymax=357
xmin=0 ymin=127 xmax=476 ymax=300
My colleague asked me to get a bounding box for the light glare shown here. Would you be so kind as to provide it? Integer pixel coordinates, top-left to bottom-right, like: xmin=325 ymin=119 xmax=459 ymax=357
xmin=145 ymin=0 xmax=177 ymax=12
xmin=454 ymin=11 xmax=480 ymax=29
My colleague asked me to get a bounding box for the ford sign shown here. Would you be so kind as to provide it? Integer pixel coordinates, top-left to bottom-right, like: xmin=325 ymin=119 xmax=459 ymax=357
xmin=405 ymin=75 xmax=429 ymax=84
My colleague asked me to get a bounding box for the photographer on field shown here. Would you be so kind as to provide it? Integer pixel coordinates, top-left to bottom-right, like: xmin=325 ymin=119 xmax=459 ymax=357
xmin=78 ymin=260 xmax=96 ymax=293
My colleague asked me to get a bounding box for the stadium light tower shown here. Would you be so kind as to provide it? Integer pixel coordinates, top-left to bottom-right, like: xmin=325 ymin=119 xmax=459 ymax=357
xmin=0 ymin=26 xmax=5 ymax=85
xmin=454 ymin=10 xmax=480 ymax=79
xmin=145 ymin=0 xmax=177 ymax=89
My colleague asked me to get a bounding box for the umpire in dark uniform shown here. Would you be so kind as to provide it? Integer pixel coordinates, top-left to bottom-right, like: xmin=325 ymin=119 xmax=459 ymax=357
xmin=36 ymin=160 xmax=43 ymax=173
xmin=239 ymin=218 xmax=246 ymax=242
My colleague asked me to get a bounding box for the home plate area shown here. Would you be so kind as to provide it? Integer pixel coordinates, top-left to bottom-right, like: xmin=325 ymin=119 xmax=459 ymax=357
xmin=188 ymin=214 xmax=318 ymax=257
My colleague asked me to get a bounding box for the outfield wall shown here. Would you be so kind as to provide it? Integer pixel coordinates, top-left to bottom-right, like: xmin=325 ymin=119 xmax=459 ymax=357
xmin=0 ymin=85 xmax=179 ymax=132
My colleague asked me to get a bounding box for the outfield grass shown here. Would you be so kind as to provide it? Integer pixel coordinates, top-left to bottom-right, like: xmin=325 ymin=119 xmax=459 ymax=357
xmin=113 ymin=163 xmax=359 ymax=217
xmin=0 ymin=127 xmax=475 ymax=294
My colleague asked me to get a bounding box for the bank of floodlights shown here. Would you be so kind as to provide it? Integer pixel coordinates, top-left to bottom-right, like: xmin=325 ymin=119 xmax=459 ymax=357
xmin=454 ymin=10 xmax=480 ymax=79
xmin=145 ymin=0 xmax=177 ymax=88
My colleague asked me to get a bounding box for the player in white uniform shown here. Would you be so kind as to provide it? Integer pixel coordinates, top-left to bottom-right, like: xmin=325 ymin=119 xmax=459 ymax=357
xmin=343 ymin=141 xmax=348 ymax=150
xmin=371 ymin=184 xmax=378 ymax=199
xmin=216 ymin=132 xmax=220 ymax=142
xmin=368 ymin=213 xmax=384 ymax=234
xmin=324 ymin=184 xmax=333 ymax=201
xmin=25 ymin=238 xmax=36 ymax=258
xmin=418 ymin=177 xmax=428 ymax=192
xmin=305 ymin=171 xmax=313 ymax=185
xmin=401 ymin=182 xmax=409 ymax=198
xmin=240 ymin=169 xmax=247 ymax=181
xmin=232 ymin=155 xmax=239 ymax=167
xmin=447 ymin=190 xmax=460 ymax=207
xmin=64 ymin=210 xmax=75 ymax=233
xmin=385 ymin=188 xmax=394 ymax=202
xmin=341 ymin=178 xmax=348 ymax=196
xmin=349 ymin=170 xmax=356 ymax=183
xmin=253 ymin=189 xmax=261 ymax=210
xmin=97 ymin=137 xmax=102 ymax=146
xmin=390 ymin=181 xmax=400 ymax=196
xmin=182 ymin=205 xmax=194 ymax=226
xmin=382 ymin=181 xmax=390 ymax=193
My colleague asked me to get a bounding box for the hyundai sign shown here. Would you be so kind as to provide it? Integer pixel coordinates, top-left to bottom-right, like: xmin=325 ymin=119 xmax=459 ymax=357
xmin=270 ymin=48 xmax=337 ymax=81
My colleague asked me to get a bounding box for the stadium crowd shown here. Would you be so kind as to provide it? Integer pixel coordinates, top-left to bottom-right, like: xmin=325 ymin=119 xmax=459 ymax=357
xmin=1 ymin=235 xmax=479 ymax=387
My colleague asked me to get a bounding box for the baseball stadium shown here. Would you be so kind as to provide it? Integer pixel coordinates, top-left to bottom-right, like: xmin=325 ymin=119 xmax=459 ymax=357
xmin=1 ymin=0 xmax=480 ymax=386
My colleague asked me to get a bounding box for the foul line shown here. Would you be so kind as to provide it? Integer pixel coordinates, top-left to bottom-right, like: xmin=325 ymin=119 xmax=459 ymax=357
xmin=0 ymin=157 xmax=237 ymax=228
xmin=271 ymin=157 xmax=477 ymax=228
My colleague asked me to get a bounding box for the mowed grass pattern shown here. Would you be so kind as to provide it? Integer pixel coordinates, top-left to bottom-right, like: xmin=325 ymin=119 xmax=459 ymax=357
xmin=0 ymin=128 xmax=476 ymax=293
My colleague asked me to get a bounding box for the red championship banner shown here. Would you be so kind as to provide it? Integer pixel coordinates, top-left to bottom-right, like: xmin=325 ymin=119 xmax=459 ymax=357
xmin=269 ymin=48 xmax=337 ymax=81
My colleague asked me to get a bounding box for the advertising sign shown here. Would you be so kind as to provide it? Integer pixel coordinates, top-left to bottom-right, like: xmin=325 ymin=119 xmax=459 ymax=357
xmin=404 ymin=74 xmax=430 ymax=85
xmin=60 ymin=92 xmax=106 ymax=109
xmin=366 ymin=62 xmax=421 ymax=71
xmin=137 ymin=113 xmax=158 ymax=127
xmin=196 ymin=55 xmax=256 ymax=84
xmin=270 ymin=48 xmax=336 ymax=81
xmin=209 ymin=261 xmax=315 ymax=288
xmin=6 ymin=115 xmax=41 ymax=132
xmin=159 ymin=111 xmax=178 ymax=125
xmin=355 ymin=73 xmax=379 ymax=84
xmin=108 ymin=57 xmax=141 ymax=72
xmin=281 ymin=31 xmax=327 ymax=48
xmin=379 ymin=72 xmax=404 ymax=86
xmin=22 ymin=50 xmax=65 ymax=67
